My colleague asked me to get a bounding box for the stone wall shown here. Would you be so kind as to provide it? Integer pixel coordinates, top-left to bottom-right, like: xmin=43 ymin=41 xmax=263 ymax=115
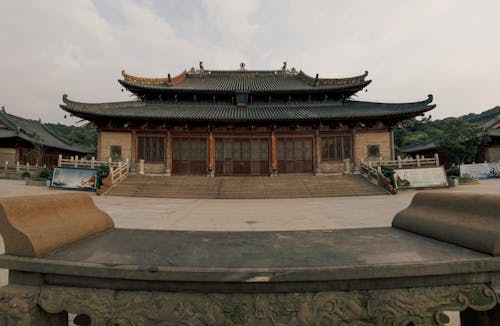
xmin=144 ymin=163 xmax=165 ymax=174
xmin=354 ymin=130 xmax=392 ymax=163
xmin=99 ymin=132 xmax=132 ymax=162
xmin=319 ymin=161 xmax=344 ymax=173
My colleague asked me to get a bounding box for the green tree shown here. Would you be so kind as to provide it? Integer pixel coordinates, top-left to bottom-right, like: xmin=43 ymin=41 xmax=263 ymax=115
xmin=428 ymin=118 xmax=489 ymax=164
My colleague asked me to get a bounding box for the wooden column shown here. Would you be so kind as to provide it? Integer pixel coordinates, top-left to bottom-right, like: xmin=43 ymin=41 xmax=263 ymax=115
xmin=165 ymin=130 xmax=173 ymax=176
xmin=208 ymin=132 xmax=215 ymax=177
xmin=352 ymin=129 xmax=359 ymax=172
xmin=314 ymin=130 xmax=321 ymax=175
xmin=130 ymin=130 xmax=136 ymax=172
xmin=389 ymin=127 xmax=395 ymax=160
xmin=270 ymin=131 xmax=278 ymax=176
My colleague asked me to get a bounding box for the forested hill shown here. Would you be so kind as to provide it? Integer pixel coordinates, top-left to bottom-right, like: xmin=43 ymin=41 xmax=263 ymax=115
xmin=45 ymin=123 xmax=97 ymax=154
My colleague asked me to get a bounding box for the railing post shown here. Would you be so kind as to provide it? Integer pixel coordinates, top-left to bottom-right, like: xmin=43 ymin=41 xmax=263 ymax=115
xmin=91 ymin=156 xmax=95 ymax=169
xmin=397 ymin=155 xmax=402 ymax=168
xmin=16 ymin=161 xmax=20 ymax=172
xmin=434 ymin=153 xmax=439 ymax=166
xmin=4 ymin=161 xmax=7 ymax=172
xmin=416 ymin=154 xmax=421 ymax=167
xmin=74 ymin=155 xmax=78 ymax=168
xmin=26 ymin=162 xmax=30 ymax=172
xmin=138 ymin=159 xmax=145 ymax=175
xmin=109 ymin=166 xmax=114 ymax=184
xmin=58 ymin=154 xmax=62 ymax=167
xmin=343 ymin=158 xmax=351 ymax=175
xmin=379 ymin=156 xmax=383 ymax=167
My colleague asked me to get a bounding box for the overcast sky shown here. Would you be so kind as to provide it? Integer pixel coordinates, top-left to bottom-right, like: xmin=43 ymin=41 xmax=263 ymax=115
xmin=1 ymin=0 xmax=499 ymax=124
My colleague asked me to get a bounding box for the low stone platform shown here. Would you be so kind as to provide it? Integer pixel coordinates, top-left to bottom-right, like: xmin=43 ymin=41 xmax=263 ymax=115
xmin=0 ymin=192 xmax=499 ymax=325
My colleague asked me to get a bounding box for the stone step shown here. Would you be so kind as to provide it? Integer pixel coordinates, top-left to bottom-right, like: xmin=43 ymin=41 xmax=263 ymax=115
xmin=107 ymin=174 xmax=387 ymax=199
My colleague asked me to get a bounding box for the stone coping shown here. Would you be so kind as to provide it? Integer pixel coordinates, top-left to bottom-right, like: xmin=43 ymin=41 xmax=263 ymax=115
xmin=0 ymin=227 xmax=498 ymax=291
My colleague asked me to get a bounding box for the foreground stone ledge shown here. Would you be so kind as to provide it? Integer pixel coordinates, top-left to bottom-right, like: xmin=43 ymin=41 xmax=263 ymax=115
xmin=0 ymin=283 xmax=497 ymax=325
xmin=0 ymin=193 xmax=114 ymax=257
xmin=393 ymin=192 xmax=500 ymax=256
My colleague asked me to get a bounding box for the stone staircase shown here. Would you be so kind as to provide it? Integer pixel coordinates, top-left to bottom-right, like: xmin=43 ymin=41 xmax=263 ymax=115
xmin=107 ymin=174 xmax=388 ymax=199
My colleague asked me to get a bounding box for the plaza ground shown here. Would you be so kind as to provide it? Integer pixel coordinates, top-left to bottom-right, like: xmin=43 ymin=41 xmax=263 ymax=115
xmin=1 ymin=178 xmax=499 ymax=286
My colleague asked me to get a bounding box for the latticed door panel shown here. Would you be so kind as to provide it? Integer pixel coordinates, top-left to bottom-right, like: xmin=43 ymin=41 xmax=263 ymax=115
xmin=172 ymin=138 xmax=207 ymax=175
xmin=216 ymin=138 xmax=269 ymax=176
xmin=277 ymin=138 xmax=313 ymax=173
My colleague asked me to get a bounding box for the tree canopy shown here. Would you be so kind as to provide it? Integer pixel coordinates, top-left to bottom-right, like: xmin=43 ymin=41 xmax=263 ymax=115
xmin=45 ymin=123 xmax=97 ymax=155
xmin=395 ymin=117 xmax=490 ymax=164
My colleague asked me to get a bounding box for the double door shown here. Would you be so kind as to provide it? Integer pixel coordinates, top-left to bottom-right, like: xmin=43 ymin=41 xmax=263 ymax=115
xmin=215 ymin=138 xmax=269 ymax=176
xmin=172 ymin=138 xmax=207 ymax=175
xmin=277 ymin=138 xmax=313 ymax=173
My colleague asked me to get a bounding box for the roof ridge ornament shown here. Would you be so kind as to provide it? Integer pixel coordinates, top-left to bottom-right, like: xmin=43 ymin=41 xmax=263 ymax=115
xmin=239 ymin=62 xmax=246 ymax=71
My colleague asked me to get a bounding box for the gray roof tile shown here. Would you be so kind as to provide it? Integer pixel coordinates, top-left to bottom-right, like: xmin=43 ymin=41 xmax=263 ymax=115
xmin=61 ymin=95 xmax=435 ymax=122
xmin=0 ymin=110 xmax=92 ymax=153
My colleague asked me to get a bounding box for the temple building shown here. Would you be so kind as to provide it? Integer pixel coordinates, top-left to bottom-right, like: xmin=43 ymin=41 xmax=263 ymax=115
xmin=60 ymin=63 xmax=435 ymax=176
xmin=0 ymin=108 xmax=92 ymax=166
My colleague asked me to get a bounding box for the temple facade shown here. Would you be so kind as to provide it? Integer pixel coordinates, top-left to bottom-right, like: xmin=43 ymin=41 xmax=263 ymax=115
xmin=61 ymin=63 xmax=435 ymax=176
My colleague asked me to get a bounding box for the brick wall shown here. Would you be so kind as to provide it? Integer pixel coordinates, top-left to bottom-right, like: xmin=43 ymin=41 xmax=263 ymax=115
xmin=354 ymin=130 xmax=392 ymax=163
xmin=99 ymin=132 xmax=132 ymax=162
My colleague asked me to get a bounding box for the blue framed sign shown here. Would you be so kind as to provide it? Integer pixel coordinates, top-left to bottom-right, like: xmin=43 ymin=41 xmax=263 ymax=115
xmin=51 ymin=167 xmax=97 ymax=191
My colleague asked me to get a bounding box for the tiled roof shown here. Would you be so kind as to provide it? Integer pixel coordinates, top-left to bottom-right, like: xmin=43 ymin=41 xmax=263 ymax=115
xmin=61 ymin=94 xmax=435 ymax=122
xmin=464 ymin=106 xmax=500 ymax=128
xmin=119 ymin=69 xmax=371 ymax=93
xmin=0 ymin=110 xmax=92 ymax=153
xmin=400 ymin=141 xmax=438 ymax=154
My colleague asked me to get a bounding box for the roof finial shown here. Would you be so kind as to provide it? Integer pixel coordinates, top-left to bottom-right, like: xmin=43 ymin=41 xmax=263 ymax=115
xmin=199 ymin=61 xmax=204 ymax=71
xmin=1 ymin=105 xmax=5 ymax=112
xmin=282 ymin=61 xmax=287 ymax=70
xmin=240 ymin=62 xmax=246 ymax=71
xmin=168 ymin=74 xmax=171 ymax=83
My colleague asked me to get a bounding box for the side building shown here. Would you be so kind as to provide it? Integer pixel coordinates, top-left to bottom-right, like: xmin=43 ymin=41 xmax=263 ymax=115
xmin=61 ymin=63 xmax=435 ymax=176
xmin=0 ymin=108 xmax=93 ymax=167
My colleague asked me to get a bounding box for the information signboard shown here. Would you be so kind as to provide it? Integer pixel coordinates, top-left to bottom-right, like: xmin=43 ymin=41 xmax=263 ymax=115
xmin=459 ymin=163 xmax=500 ymax=179
xmin=394 ymin=167 xmax=448 ymax=189
xmin=50 ymin=167 xmax=97 ymax=191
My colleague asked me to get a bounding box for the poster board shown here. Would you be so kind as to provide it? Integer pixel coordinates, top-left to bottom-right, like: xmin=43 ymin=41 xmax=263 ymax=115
xmin=394 ymin=167 xmax=448 ymax=189
xmin=50 ymin=167 xmax=97 ymax=191
xmin=459 ymin=163 xmax=500 ymax=179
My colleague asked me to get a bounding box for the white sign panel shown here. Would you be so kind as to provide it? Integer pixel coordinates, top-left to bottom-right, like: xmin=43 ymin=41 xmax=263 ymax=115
xmin=460 ymin=163 xmax=500 ymax=179
xmin=394 ymin=167 xmax=448 ymax=189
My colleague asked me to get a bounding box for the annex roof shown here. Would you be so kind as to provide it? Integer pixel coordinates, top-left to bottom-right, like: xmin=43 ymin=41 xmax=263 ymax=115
xmin=0 ymin=109 xmax=92 ymax=154
xmin=61 ymin=94 xmax=435 ymax=123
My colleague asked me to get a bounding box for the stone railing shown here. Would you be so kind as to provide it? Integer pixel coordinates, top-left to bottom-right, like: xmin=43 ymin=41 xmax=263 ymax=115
xmin=366 ymin=153 xmax=440 ymax=169
xmin=57 ymin=154 xmax=125 ymax=169
xmin=96 ymin=161 xmax=129 ymax=195
xmin=360 ymin=161 xmax=397 ymax=194
xmin=2 ymin=161 xmax=47 ymax=176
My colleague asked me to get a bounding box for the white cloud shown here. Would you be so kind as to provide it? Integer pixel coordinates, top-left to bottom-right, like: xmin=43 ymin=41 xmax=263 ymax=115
xmin=0 ymin=0 xmax=499 ymax=123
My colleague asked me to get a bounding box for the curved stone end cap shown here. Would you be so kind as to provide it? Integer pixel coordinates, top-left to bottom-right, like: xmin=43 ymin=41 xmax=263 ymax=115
xmin=392 ymin=192 xmax=500 ymax=256
xmin=0 ymin=193 xmax=114 ymax=257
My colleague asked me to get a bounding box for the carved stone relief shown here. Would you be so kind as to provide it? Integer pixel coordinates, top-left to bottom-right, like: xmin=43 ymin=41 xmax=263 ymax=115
xmin=33 ymin=283 xmax=500 ymax=326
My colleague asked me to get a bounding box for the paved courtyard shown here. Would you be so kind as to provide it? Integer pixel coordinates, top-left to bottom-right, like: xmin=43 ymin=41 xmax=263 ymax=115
xmin=0 ymin=177 xmax=499 ymax=287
